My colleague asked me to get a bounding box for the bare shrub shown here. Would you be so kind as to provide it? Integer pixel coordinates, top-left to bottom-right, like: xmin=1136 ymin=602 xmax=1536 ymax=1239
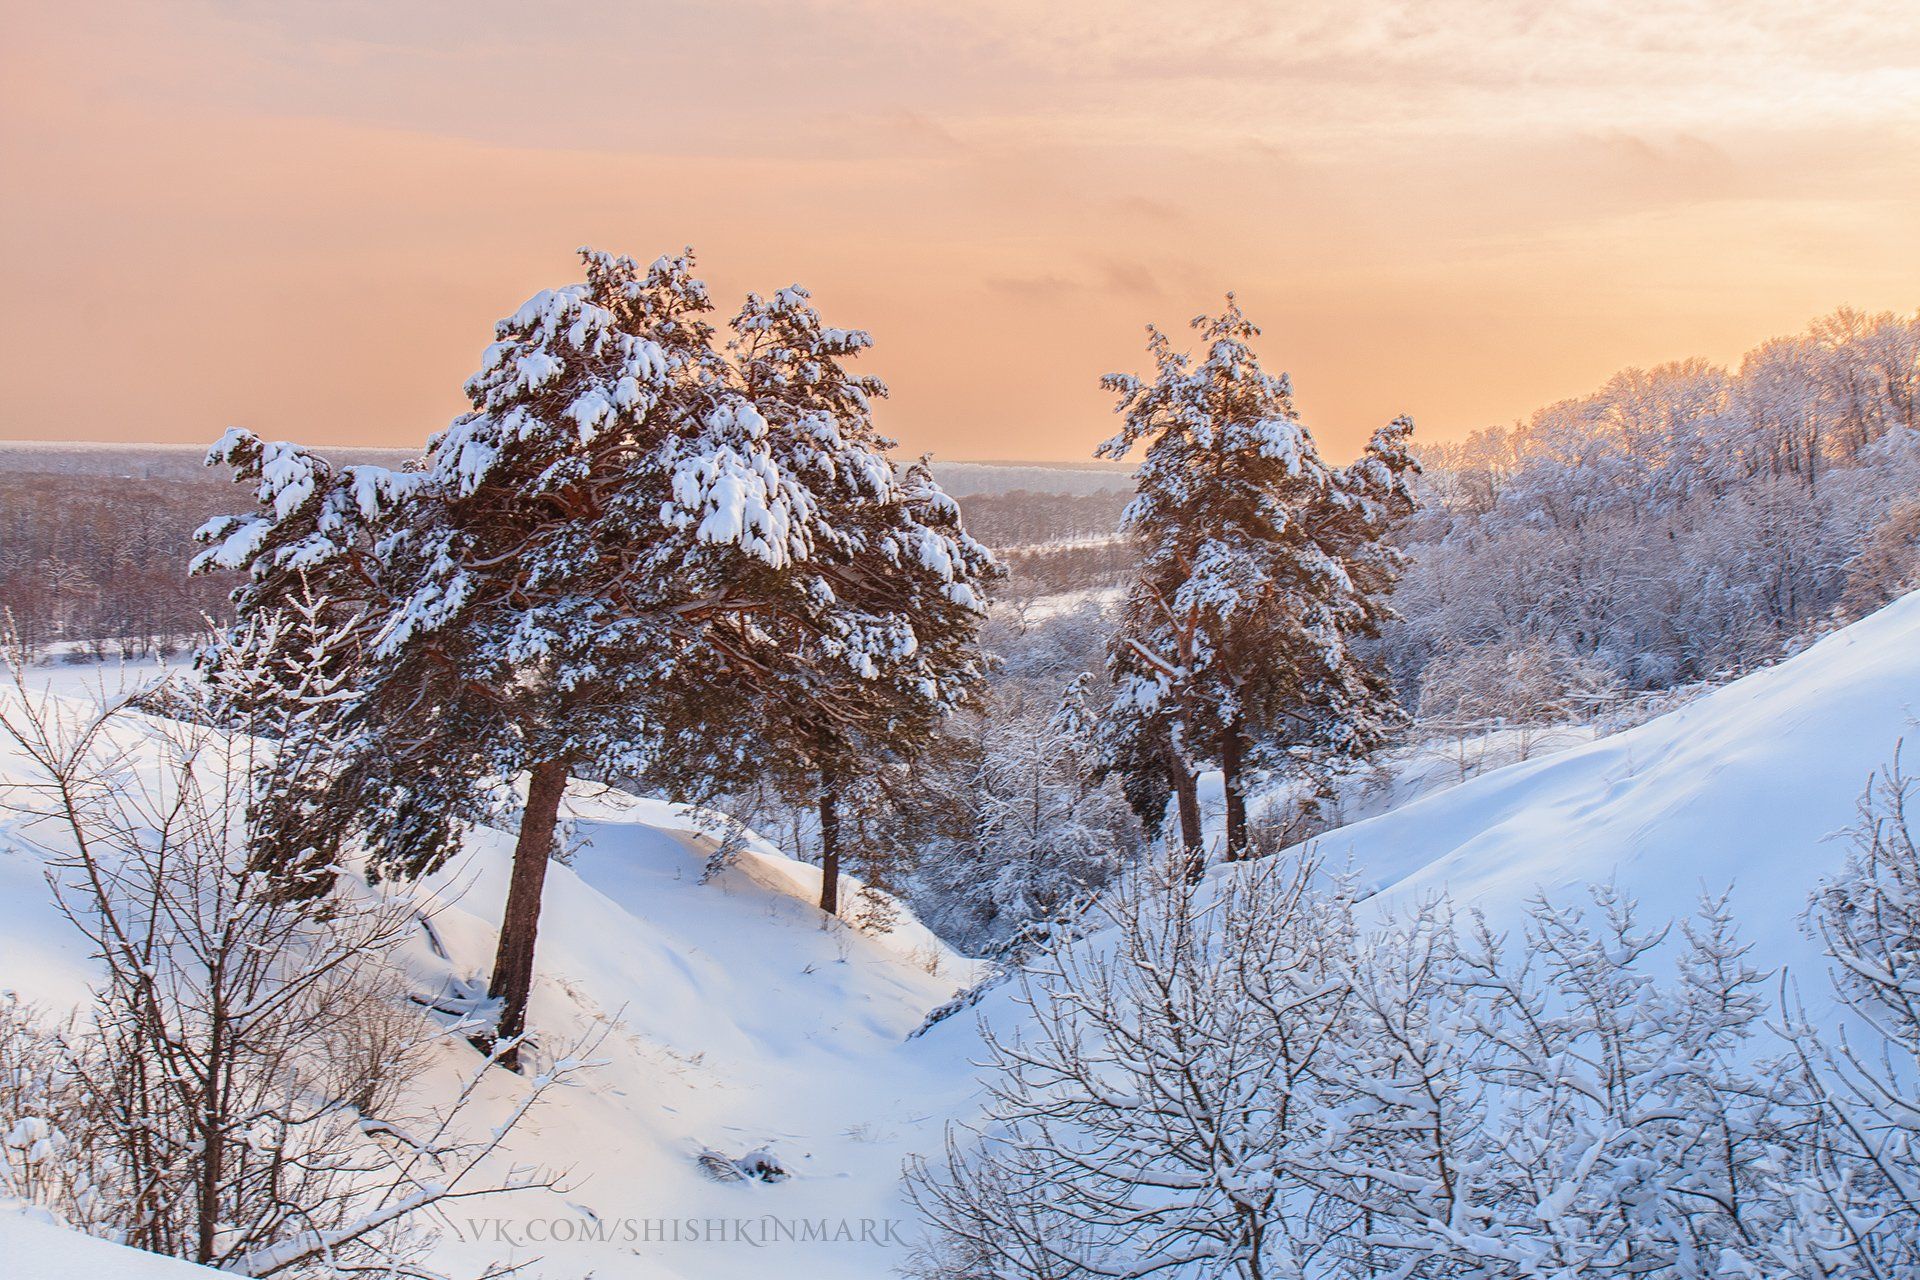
xmin=909 ymin=852 xmax=1797 ymax=1277
xmin=1781 ymin=747 xmax=1920 ymax=1276
xmin=1838 ymin=496 xmax=1920 ymax=621
xmin=0 ymin=656 xmax=595 ymax=1278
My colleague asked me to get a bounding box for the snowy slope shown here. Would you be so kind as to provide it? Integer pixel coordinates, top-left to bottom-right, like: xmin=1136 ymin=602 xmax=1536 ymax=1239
xmin=934 ymin=590 xmax=1920 ymax=1072
xmin=1303 ymin=591 xmax=1920 ymax=980
xmin=404 ymin=786 xmax=986 ymax=1280
xmin=903 ymin=591 xmax=1920 ymax=1277
xmin=6 ymin=594 xmax=1918 ymax=1277
xmin=0 ymin=670 xmax=985 ymax=1280
xmin=0 ymin=1210 xmax=223 ymax=1279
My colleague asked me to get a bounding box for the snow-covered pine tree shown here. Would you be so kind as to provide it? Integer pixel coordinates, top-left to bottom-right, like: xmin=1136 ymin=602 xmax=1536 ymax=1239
xmin=197 ymin=249 xmax=835 ymax=1067
xmin=1099 ymin=630 xmax=1205 ymax=873
xmin=693 ymin=283 xmax=1000 ymax=915
xmin=191 ymin=431 xmax=422 ymax=878
xmin=1097 ymin=300 xmax=1417 ymax=862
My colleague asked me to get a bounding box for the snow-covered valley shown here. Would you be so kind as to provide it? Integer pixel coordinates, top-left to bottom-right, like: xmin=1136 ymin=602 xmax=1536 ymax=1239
xmin=6 ymin=591 xmax=1918 ymax=1276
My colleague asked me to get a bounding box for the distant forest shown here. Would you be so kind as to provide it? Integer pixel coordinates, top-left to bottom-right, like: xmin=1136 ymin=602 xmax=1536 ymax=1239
xmin=0 ymin=459 xmax=1131 ymax=659
xmin=0 ymin=470 xmax=236 ymax=658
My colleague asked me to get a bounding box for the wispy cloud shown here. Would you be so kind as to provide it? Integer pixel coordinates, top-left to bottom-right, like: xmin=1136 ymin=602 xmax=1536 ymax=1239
xmin=1 ymin=0 xmax=1916 ymax=460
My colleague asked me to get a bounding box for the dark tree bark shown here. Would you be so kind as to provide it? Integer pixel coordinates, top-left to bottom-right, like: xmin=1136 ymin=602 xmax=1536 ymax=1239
xmin=817 ymin=757 xmax=842 ymax=916
xmin=196 ymin=1006 xmax=226 ymax=1265
xmin=1221 ymin=721 xmax=1249 ymax=862
xmin=486 ymin=758 xmax=570 ymax=1072
xmin=1171 ymin=757 xmax=1205 ymax=883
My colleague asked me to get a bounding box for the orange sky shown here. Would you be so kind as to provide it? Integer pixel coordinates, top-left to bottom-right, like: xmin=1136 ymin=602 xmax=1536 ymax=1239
xmin=2 ymin=1 xmax=1917 ymax=463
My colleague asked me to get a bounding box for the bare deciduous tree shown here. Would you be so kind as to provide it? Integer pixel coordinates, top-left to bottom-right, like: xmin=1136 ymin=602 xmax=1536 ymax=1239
xmin=0 ymin=651 xmax=596 ymax=1278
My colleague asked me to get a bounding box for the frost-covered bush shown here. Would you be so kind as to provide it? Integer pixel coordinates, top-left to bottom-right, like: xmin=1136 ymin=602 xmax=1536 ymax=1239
xmin=1778 ymin=750 xmax=1920 ymax=1278
xmin=906 ymin=674 xmax=1144 ymax=954
xmin=911 ymin=758 xmax=1920 ymax=1280
xmin=0 ymin=670 xmax=587 ymax=1278
xmin=1839 ymin=496 xmax=1920 ymax=622
xmin=0 ymin=998 xmax=105 ymax=1234
xmin=1393 ymin=309 xmax=1920 ymax=703
xmin=1415 ymin=633 xmax=1622 ymax=727
xmin=700 ymin=599 xmax=1138 ymax=956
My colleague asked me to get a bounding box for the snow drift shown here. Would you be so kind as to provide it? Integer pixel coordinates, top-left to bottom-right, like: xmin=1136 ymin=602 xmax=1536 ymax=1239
xmin=1310 ymin=590 xmax=1920 ymax=978
xmin=0 ymin=1209 xmax=224 ymax=1279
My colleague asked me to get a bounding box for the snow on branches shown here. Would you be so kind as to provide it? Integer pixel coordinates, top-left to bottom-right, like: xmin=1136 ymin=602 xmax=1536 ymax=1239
xmin=193 ymin=246 xmax=998 ymax=1062
xmin=1099 ymin=299 xmax=1417 ymax=864
xmin=909 ymin=852 xmax=1835 ymax=1280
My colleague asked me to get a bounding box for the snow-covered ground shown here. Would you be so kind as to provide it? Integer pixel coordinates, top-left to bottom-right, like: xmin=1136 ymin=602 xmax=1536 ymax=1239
xmin=0 ymin=1208 xmax=222 ymax=1278
xmin=1312 ymin=589 xmax=1920 ymax=980
xmin=996 ymin=583 xmax=1124 ymax=621
xmin=1211 ymin=720 xmax=1605 ymax=849
xmin=402 ymin=786 xmax=989 ymax=1279
xmin=5 ymin=591 xmax=1920 ymax=1276
xmin=0 ymin=669 xmax=987 ymax=1277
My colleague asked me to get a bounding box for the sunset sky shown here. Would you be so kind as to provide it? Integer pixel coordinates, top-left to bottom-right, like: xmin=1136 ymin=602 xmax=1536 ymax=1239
xmin=2 ymin=1 xmax=1917 ymax=462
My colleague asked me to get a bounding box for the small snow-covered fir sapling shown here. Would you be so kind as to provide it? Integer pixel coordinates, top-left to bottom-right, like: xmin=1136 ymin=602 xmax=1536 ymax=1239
xmin=1097 ymin=297 xmax=1419 ymax=864
xmin=193 ymin=582 xmax=368 ymax=902
xmin=195 ymin=248 xmax=997 ymax=1068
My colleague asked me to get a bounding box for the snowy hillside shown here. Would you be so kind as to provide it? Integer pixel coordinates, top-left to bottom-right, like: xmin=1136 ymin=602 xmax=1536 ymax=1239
xmin=477 ymin=590 xmax=1916 ymax=1273
xmin=929 ymin=590 xmax=1920 ymax=1087
xmin=903 ymin=592 xmax=1920 ymax=1278
xmin=0 ymin=672 xmax=985 ymax=1279
xmin=1299 ymin=590 xmax=1920 ymax=978
xmin=402 ymin=787 xmax=986 ymax=1279
xmin=0 ymin=1210 xmax=223 ymax=1279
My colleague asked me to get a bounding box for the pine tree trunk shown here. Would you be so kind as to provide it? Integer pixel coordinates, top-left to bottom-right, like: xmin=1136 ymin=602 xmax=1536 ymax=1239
xmin=1221 ymin=723 xmax=1249 ymax=862
xmin=486 ymin=758 xmax=570 ymax=1072
xmin=817 ymin=759 xmax=842 ymax=917
xmin=1172 ymin=760 xmax=1205 ymax=883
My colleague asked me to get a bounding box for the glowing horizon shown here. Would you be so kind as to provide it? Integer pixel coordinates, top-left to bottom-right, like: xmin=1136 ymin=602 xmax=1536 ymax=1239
xmin=2 ymin=1 xmax=1917 ymax=463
